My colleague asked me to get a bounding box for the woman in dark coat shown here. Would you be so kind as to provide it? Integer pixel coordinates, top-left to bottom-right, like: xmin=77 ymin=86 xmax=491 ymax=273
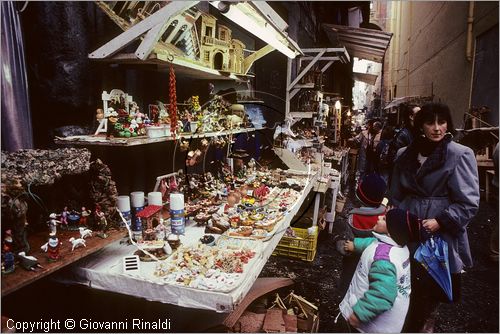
xmin=388 ymin=102 xmax=480 ymax=332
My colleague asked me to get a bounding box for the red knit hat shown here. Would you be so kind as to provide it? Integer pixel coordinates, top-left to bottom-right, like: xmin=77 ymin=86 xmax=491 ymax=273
xmin=356 ymin=173 xmax=387 ymax=207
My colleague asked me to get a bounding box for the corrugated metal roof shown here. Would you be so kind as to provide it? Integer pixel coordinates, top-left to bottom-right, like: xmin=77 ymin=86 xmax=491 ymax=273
xmin=322 ymin=24 xmax=393 ymax=63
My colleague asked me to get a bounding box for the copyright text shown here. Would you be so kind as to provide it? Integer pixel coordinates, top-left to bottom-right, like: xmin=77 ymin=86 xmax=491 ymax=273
xmin=6 ymin=318 xmax=172 ymax=332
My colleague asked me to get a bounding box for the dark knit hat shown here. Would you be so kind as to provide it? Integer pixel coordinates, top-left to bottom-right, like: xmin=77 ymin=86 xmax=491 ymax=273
xmin=356 ymin=173 xmax=387 ymax=207
xmin=386 ymin=208 xmax=421 ymax=246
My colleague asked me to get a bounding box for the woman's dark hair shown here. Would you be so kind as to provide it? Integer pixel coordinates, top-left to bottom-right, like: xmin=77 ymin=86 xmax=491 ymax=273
xmin=414 ymin=102 xmax=456 ymax=135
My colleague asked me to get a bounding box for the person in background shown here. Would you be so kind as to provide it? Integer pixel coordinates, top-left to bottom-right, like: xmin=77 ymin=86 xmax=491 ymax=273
xmin=385 ymin=104 xmax=421 ymax=185
xmin=338 ymin=208 xmax=420 ymax=333
xmin=349 ymin=119 xmax=381 ymax=184
xmin=365 ymin=121 xmax=382 ymax=175
xmin=376 ymin=124 xmax=396 ymax=185
xmin=388 ymin=102 xmax=480 ymax=332
xmin=336 ymin=173 xmax=387 ymax=296
xmin=397 ymin=104 xmax=420 ymax=146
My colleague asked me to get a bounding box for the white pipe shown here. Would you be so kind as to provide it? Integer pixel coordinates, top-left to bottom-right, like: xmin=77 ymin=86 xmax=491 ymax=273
xmin=466 ymin=1 xmax=475 ymax=62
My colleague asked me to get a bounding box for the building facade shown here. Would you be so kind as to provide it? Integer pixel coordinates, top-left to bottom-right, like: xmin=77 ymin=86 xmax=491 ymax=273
xmin=381 ymin=1 xmax=498 ymax=127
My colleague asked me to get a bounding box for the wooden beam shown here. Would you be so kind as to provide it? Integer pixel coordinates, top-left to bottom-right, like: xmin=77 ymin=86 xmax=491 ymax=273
xmin=287 ymin=49 xmax=325 ymax=90
xmin=89 ymin=1 xmax=198 ymax=59
xmin=243 ymin=44 xmax=275 ymax=74
xmin=301 ymin=56 xmax=340 ymax=61
xmin=135 ymin=21 xmax=172 ymax=60
xmin=321 ymin=60 xmax=334 ymax=73
xmin=286 ymin=57 xmax=292 ymax=116
xmin=250 ymin=2 xmax=288 ymax=31
xmin=289 ymin=88 xmax=300 ymax=101
xmin=302 ymin=47 xmax=347 ymax=54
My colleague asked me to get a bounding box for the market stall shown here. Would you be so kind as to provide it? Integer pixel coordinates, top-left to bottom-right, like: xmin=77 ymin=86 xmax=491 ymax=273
xmin=55 ymin=170 xmax=318 ymax=312
xmin=2 ymin=2 xmax=350 ymax=322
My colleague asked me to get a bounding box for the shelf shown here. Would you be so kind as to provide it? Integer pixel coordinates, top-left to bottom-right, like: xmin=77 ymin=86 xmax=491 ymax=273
xmin=1 ymin=228 xmax=126 ymax=297
xmin=289 ymin=112 xmax=313 ymax=119
xmin=285 ymin=48 xmax=350 ymax=117
xmin=97 ymin=52 xmax=249 ymax=82
xmin=292 ymin=83 xmax=315 ymax=89
xmin=236 ymin=100 xmax=265 ymax=104
xmin=91 ymin=1 xmax=299 ymax=83
xmin=54 ymin=127 xmax=259 ymax=147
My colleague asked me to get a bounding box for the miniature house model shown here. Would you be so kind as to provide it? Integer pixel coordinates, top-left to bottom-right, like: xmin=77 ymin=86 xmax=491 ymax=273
xmin=160 ymin=7 xmax=202 ymax=60
xmin=136 ymin=205 xmax=162 ymax=241
xmin=196 ymin=13 xmax=245 ymax=74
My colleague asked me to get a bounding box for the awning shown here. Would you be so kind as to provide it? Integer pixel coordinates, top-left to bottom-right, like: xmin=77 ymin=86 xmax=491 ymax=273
xmin=352 ymin=72 xmax=378 ymax=85
xmin=384 ymin=95 xmax=433 ymax=110
xmin=322 ymin=24 xmax=392 ymax=63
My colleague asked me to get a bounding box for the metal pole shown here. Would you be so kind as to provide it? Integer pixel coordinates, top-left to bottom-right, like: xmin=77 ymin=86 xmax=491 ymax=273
xmin=380 ymin=54 xmax=385 ymax=118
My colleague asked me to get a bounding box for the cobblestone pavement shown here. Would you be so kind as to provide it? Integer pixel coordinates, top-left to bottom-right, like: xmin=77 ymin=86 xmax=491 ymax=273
xmin=260 ymin=183 xmax=499 ymax=333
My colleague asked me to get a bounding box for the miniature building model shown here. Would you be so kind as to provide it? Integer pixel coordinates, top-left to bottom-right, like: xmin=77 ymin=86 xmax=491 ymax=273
xmin=136 ymin=205 xmax=162 ymax=240
xmin=230 ymin=39 xmax=245 ymax=74
xmin=161 ymin=7 xmax=202 ymax=59
xmin=196 ymin=13 xmax=245 ymax=74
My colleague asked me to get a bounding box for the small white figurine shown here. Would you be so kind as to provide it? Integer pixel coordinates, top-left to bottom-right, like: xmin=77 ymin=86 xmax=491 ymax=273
xmin=17 ymin=252 xmax=43 ymax=271
xmin=130 ymin=119 xmax=138 ymax=131
xmin=129 ymin=102 xmax=139 ymax=117
xmin=69 ymin=237 xmax=86 ymax=251
xmin=47 ymin=213 xmax=59 ymax=234
xmin=79 ymin=227 xmax=93 ymax=239
xmin=189 ymin=177 xmax=199 ymax=189
xmin=135 ymin=112 xmax=144 ymax=125
xmin=155 ymin=219 xmax=167 ymax=240
xmin=248 ymin=158 xmax=256 ymax=172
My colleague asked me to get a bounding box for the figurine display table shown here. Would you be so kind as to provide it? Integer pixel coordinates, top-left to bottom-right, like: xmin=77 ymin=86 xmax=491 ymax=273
xmin=52 ymin=172 xmax=318 ymax=312
xmin=1 ymin=229 xmax=125 ymax=297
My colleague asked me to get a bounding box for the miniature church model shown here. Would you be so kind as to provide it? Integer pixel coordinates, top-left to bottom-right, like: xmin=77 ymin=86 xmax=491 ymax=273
xmin=196 ymin=13 xmax=245 ymax=74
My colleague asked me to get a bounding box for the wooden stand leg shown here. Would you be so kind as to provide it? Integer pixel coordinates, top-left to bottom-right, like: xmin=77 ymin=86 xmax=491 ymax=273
xmin=312 ymin=192 xmax=321 ymax=226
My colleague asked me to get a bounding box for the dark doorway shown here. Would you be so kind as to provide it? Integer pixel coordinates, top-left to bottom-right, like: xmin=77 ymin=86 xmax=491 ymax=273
xmin=213 ymin=52 xmax=223 ymax=70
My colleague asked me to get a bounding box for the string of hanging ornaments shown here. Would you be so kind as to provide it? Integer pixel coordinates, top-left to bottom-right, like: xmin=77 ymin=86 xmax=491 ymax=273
xmin=169 ymin=62 xmax=178 ymax=138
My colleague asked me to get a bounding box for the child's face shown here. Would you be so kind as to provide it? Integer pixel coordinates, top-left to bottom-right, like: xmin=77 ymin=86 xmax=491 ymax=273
xmin=373 ymin=215 xmax=388 ymax=234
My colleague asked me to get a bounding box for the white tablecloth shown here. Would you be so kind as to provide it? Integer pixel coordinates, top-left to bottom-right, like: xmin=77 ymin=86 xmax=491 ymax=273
xmin=55 ymin=173 xmax=318 ymax=312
